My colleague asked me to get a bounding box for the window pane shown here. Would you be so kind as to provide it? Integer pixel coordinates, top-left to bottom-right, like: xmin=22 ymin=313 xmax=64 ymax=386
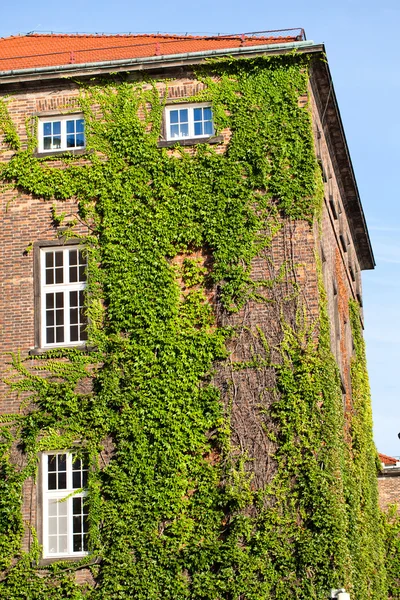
xmin=170 ymin=124 xmax=179 ymax=138
xmin=59 ymin=535 xmax=68 ymax=553
xmin=49 ymin=517 xmax=57 ymax=534
xmin=180 ymin=123 xmax=189 ymax=137
xmin=73 ymin=497 xmax=81 ymax=514
xmin=55 ymin=267 xmax=63 ymax=284
xmin=59 ymin=516 xmax=68 ymax=534
xmin=58 ymin=472 xmax=67 ymax=489
xmin=70 ymin=291 xmax=78 ymax=306
xmin=58 ymin=500 xmax=67 ymax=516
xmin=46 ymin=294 xmax=54 ymax=309
xmin=58 ymin=454 xmax=66 ymax=472
xmin=55 ymin=252 xmax=63 ymax=267
xmin=53 ymin=121 xmax=61 ymax=135
xmin=66 ymin=120 xmax=75 ymax=134
xmin=204 ymin=121 xmax=214 ymax=135
xmin=170 ymin=110 xmax=178 ymax=124
xmin=69 ymin=250 xmax=77 ymax=265
xmin=47 ymin=311 xmax=54 ymax=327
xmin=194 ymin=122 xmax=203 ymax=136
xmin=203 ymin=107 xmax=212 ymax=120
xmin=73 ymin=535 xmax=83 ymax=552
xmin=46 ymin=329 xmax=55 ymax=344
xmin=55 ymin=293 xmax=64 ymax=309
xmin=69 ymin=267 xmax=78 ymax=283
xmin=48 ymin=499 xmax=58 ymax=516
xmin=179 ymin=109 xmax=188 ymax=122
xmin=72 ymin=456 xmax=81 ymax=470
xmin=193 ymin=108 xmax=202 ymax=121
xmin=48 ymin=455 xmax=57 ymax=471
xmin=45 ymin=252 xmax=54 ymax=268
xmin=73 ymin=515 xmax=82 ymax=534
xmin=56 ymin=327 xmax=64 ymax=343
xmin=43 ymin=137 xmax=52 ymax=150
xmin=44 ymin=122 xmax=52 ymax=135
xmin=76 ymin=119 xmax=84 ymax=133
xmin=46 ymin=269 xmax=54 ymax=285
xmin=73 ymin=471 xmax=81 ymax=489
xmin=66 ymin=135 xmax=75 ymax=148
xmin=48 ymin=472 xmax=57 ymax=490
xmin=79 ymin=265 xmax=86 ymax=281
xmin=56 ymin=309 xmax=64 ymax=326
xmin=53 ymin=136 xmax=61 ymax=149
xmin=70 ymin=326 xmax=79 ymax=342
xmin=76 ymin=133 xmax=85 ymax=147
xmin=70 ymin=308 xmax=78 ymax=324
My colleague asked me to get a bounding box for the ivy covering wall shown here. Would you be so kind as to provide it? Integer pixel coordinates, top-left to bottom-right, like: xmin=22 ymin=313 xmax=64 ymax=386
xmin=0 ymin=54 xmax=389 ymax=599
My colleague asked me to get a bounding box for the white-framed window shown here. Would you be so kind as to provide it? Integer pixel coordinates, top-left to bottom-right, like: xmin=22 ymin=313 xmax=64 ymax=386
xmin=42 ymin=452 xmax=89 ymax=558
xmin=38 ymin=115 xmax=85 ymax=153
xmin=40 ymin=246 xmax=88 ymax=347
xmin=165 ymin=104 xmax=214 ymax=141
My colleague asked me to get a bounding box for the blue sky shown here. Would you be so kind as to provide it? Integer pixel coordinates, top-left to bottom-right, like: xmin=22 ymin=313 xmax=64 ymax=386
xmin=2 ymin=0 xmax=399 ymax=455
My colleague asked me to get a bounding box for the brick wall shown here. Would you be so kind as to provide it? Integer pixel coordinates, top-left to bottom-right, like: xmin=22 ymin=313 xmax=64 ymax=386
xmin=0 ymin=68 xmax=369 ymax=567
xmin=378 ymin=471 xmax=400 ymax=511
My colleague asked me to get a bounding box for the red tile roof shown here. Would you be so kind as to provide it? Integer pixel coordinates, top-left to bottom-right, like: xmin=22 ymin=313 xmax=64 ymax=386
xmin=0 ymin=33 xmax=300 ymax=72
xmin=379 ymin=453 xmax=398 ymax=466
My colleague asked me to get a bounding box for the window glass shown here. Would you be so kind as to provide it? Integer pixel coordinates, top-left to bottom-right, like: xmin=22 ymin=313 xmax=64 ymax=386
xmin=41 ymin=247 xmax=87 ymax=347
xmin=40 ymin=117 xmax=85 ymax=152
xmin=167 ymin=105 xmax=214 ymax=140
xmin=44 ymin=453 xmax=89 ymax=557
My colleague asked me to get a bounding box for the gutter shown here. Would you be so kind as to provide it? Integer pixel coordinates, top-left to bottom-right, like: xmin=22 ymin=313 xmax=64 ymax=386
xmin=0 ymin=40 xmax=318 ymax=84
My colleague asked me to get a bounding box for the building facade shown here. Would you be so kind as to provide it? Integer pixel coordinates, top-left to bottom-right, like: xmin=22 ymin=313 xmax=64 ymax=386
xmin=0 ymin=31 xmax=386 ymax=599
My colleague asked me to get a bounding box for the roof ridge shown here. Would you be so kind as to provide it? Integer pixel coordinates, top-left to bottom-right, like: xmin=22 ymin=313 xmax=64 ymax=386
xmin=0 ymin=32 xmax=296 ymax=41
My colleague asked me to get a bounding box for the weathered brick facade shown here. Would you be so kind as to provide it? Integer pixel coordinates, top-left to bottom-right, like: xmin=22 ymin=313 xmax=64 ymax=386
xmin=0 ymin=33 xmax=375 ymax=586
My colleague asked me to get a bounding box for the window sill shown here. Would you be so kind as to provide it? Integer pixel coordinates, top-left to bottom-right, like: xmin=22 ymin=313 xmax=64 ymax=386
xmin=157 ymin=135 xmax=224 ymax=148
xmin=33 ymin=148 xmax=90 ymax=159
xmin=38 ymin=554 xmax=95 ymax=567
xmin=29 ymin=344 xmax=96 ymax=356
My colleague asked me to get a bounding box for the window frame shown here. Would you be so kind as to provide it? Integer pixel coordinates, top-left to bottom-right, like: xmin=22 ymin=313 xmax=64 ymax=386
xmin=164 ymin=103 xmax=214 ymax=142
xmin=41 ymin=451 xmax=89 ymax=559
xmin=38 ymin=114 xmax=85 ymax=154
xmin=39 ymin=245 xmax=88 ymax=349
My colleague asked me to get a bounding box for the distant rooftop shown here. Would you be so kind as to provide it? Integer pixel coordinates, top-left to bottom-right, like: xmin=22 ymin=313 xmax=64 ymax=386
xmin=379 ymin=453 xmax=399 ymax=466
xmin=0 ymin=29 xmax=305 ymax=72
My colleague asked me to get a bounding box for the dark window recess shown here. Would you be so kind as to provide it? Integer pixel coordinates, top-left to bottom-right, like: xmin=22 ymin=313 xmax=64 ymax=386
xmin=329 ymin=195 xmax=338 ymax=219
xmin=339 ymin=232 xmax=348 ymax=253
xmin=316 ymin=127 xmax=322 ymax=159
xmin=349 ymin=264 xmax=356 ymax=282
xmin=318 ymin=159 xmax=327 ymax=182
xmin=356 ymin=291 xmax=363 ymax=307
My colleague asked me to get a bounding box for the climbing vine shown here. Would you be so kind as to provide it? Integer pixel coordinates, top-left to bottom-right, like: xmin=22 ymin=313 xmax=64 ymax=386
xmin=0 ymin=53 xmax=388 ymax=598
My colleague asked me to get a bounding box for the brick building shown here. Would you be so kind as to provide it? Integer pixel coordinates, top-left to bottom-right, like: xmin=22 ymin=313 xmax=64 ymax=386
xmin=378 ymin=453 xmax=400 ymax=512
xmin=0 ymin=30 xmax=383 ymax=598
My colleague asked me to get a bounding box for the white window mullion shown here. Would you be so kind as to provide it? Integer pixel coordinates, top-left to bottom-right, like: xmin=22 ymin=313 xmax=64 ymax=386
xmin=61 ymin=120 xmax=67 ymax=149
xmin=64 ymin=249 xmax=70 ymax=344
xmin=40 ymin=246 xmax=87 ymax=348
xmin=189 ymin=107 xmax=194 ymax=138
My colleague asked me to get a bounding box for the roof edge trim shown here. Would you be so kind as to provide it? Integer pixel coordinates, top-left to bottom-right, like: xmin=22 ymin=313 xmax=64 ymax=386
xmin=0 ymin=40 xmax=317 ymax=82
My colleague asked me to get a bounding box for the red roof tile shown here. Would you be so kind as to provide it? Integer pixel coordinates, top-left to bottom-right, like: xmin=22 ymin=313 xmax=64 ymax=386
xmin=379 ymin=453 xmax=398 ymax=466
xmin=0 ymin=33 xmax=300 ymax=72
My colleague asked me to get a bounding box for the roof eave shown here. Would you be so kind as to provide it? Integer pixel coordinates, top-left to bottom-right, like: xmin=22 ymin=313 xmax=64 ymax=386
xmin=0 ymin=40 xmax=319 ymax=83
xmin=309 ymin=54 xmax=375 ymax=270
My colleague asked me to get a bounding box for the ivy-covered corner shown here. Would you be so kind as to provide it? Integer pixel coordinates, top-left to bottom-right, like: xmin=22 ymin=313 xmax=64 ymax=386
xmin=0 ymin=53 xmax=389 ymax=599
